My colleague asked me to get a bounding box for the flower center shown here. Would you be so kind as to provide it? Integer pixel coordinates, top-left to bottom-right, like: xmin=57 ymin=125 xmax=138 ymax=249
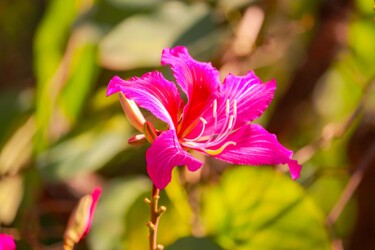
xmin=181 ymin=98 xmax=238 ymax=155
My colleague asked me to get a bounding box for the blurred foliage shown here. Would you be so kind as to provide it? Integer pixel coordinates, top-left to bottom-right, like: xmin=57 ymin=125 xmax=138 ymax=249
xmin=202 ymin=167 xmax=330 ymax=250
xmin=0 ymin=0 xmax=374 ymax=249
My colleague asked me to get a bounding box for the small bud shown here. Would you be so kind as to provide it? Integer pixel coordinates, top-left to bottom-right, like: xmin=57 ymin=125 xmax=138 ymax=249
xmin=143 ymin=121 xmax=158 ymax=143
xmin=128 ymin=134 xmax=147 ymax=146
xmin=144 ymin=198 xmax=151 ymax=206
xmin=119 ymin=92 xmax=146 ymax=133
xmin=158 ymin=206 xmax=167 ymax=215
xmin=64 ymin=187 xmax=101 ymax=250
xmin=146 ymin=222 xmax=155 ymax=230
xmin=156 ymin=244 xmax=164 ymax=250
xmin=0 ymin=234 xmax=16 ymax=250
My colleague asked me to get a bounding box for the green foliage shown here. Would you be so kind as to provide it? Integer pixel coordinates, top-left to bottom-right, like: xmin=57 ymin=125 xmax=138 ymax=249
xmin=165 ymin=236 xmax=223 ymax=250
xmin=202 ymin=167 xmax=331 ymax=250
xmin=99 ymin=1 xmax=212 ymax=70
xmin=34 ymin=0 xmax=100 ymax=151
xmin=89 ymin=177 xmax=150 ymax=250
xmin=37 ymin=115 xmax=130 ymax=181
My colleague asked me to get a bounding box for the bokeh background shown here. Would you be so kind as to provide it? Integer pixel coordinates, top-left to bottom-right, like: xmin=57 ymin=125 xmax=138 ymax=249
xmin=0 ymin=0 xmax=375 ymax=249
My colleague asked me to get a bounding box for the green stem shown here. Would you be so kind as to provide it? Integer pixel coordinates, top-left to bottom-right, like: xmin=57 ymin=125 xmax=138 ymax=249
xmin=146 ymin=184 xmax=166 ymax=250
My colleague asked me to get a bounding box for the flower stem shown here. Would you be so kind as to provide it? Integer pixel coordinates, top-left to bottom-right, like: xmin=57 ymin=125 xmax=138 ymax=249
xmin=145 ymin=184 xmax=166 ymax=250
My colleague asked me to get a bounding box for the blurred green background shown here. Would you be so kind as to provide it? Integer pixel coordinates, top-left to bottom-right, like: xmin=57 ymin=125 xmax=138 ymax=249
xmin=0 ymin=0 xmax=374 ymax=249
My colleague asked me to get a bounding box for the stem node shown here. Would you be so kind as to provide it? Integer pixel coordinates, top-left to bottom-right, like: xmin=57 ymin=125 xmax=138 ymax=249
xmin=144 ymin=197 xmax=151 ymax=206
xmin=147 ymin=185 xmax=166 ymax=250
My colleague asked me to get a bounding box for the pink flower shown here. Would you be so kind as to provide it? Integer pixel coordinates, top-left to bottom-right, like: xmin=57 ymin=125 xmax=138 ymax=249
xmin=64 ymin=187 xmax=101 ymax=250
xmin=107 ymin=46 xmax=302 ymax=189
xmin=0 ymin=234 xmax=16 ymax=250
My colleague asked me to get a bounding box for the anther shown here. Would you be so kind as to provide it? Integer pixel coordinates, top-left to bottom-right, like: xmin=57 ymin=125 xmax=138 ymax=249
xmin=225 ymin=99 xmax=230 ymax=116
xmin=200 ymin=117 xmax=207 ymax=124
xmin=233 ymin=100 xmax=237 ymax=116
xmin=213 ymin=99 xmax=217 ymax=119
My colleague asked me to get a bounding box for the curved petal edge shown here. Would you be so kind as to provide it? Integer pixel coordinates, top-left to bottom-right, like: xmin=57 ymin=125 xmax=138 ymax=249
xmin=146 ymin=130 xmax=203 ymax=189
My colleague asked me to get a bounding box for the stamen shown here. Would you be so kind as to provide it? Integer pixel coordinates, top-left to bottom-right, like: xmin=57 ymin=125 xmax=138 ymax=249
xmin=213 ymin=99 xmax=217 ymax=119
xmin=204 ymin=141 xmax=236 ymax=156
xmin=225 ymin=99 xmax=230 ymax=117
xmin=228 ymin=115 xmax=234 ymax=130
xmin=184 ymin=117 xmax=207 ymax=142
xmin=209 ymin=115 xmax=234 ymax=146
xmin=233 ymin=100 xmax=237 ymax=117
xmin=182 ymin=98 xmax=239 ymax=156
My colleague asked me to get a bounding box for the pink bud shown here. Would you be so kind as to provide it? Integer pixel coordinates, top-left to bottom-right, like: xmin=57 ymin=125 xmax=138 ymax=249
xmin=128 ymin=134 xmax=147 ymax=146
xmin=143 ymin=121 xmax=158 ymax=143
xmin=64 ymin=187 xmax=101 ymax=250
xmin=0 ymin=234 xmax=16 ymax=250
xmin=118 ymin=92 xmax=146 ymax=133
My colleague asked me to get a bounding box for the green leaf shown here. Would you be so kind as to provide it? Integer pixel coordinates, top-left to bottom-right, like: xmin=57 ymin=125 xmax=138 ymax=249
xmin=33 ymin=0 xmax=100 ymax=151
xmin=0 ymin=90 xmax=33 ymax=146
xmin=88 ymin=176 xmax=151 ymax=250
xmin=0 ymin=175 xmax=23 ymax=224
xmin=33 ymin=0 xmax=76 ymax=86
xmin=202 ymin=166 xmax=331 ymax=250
xmin=218 ymin=0 xmax=256 ymax=12
xmin=106 ymin=0 xmax=160 ymax=9
xmin=37 ymin=115 xmax=130 ymax=181
xmin=99 ymin=1 xmax=210 ymax=70
xmin=165 ymin=236 xmax=223 ymax=250
xmin=58 ymin=28 xmax=100 ymax=122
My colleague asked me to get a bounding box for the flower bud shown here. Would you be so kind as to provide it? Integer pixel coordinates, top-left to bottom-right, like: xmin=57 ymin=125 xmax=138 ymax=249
xmin=128 ymin=134 xmax=147 ymax=146
xmin=0 ymin=234 xmax=16 ymax=250
xmin=143 ymin=121 xmax=158 ymax=143
xmin=64 ymin=187 xmax=101 ymax=250
xmin=118 ymin=92 xmax=146 ymax=133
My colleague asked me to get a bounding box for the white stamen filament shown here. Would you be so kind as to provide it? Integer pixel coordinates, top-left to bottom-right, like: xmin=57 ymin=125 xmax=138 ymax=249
xmin=233 ymin=100 xmax=237 ymax=117
xmin=207 ymin=99 xmax=232 ymax=145
xmin=225 ymin=99 xmax=230 ymax=116
xmin=213 ymin=99 xmax=217 ymax=119
xmin=184 ymin=117 xmax=207 ymax=142
xmin=181 ymin=99 xmax=239 ymax=155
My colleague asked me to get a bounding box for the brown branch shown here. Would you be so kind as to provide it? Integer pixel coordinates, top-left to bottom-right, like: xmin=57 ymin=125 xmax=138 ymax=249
xmin=326 ymin=143 xmax=375 ymax=226
xmin=145 ymin=185 xmax=166 ymax=250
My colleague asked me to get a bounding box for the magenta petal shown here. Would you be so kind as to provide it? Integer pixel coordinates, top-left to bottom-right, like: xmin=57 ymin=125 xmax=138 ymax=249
xmin=0 ymin=234 xmax=16 ymax=250
xmin=222 ymin=72 xmax=276 ymax=126
xmin=146 ymin=130 xmax=203 ymax=189
xmin=107 ymin=72 xmax=183 ymax=129
xmin=189 ymin=71 xmax=276 ymax=138
xmin=161 ymin=46 xmax=220 ymax=133
xmin=82 ymin=187 xmax=102 ymax=239
xmin=210 ymin=124 xmax=302 ymax=180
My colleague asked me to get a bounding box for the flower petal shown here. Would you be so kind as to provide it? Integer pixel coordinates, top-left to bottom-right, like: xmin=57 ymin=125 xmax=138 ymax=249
xmin=107 ymin=72 xmax=183 ymax=129
xmin=161 ymin=46 xmax=220 ymax=134
xmin=222 ymin=72 xmax=276 ymax=124
xmin=64 ymin=187 xmax=102 ymax=249
xmin=208 ymin=124 xmax=302 ymax=180
xmin=146 ymin=130 xmax=203 ymax=189
xmin=187 ymin=71 xmax=276 ymax=139
xmin=0 ymin=234 xmax=16 ymax=250
xmin=82 ymin=187 xmax=101 ymax=238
